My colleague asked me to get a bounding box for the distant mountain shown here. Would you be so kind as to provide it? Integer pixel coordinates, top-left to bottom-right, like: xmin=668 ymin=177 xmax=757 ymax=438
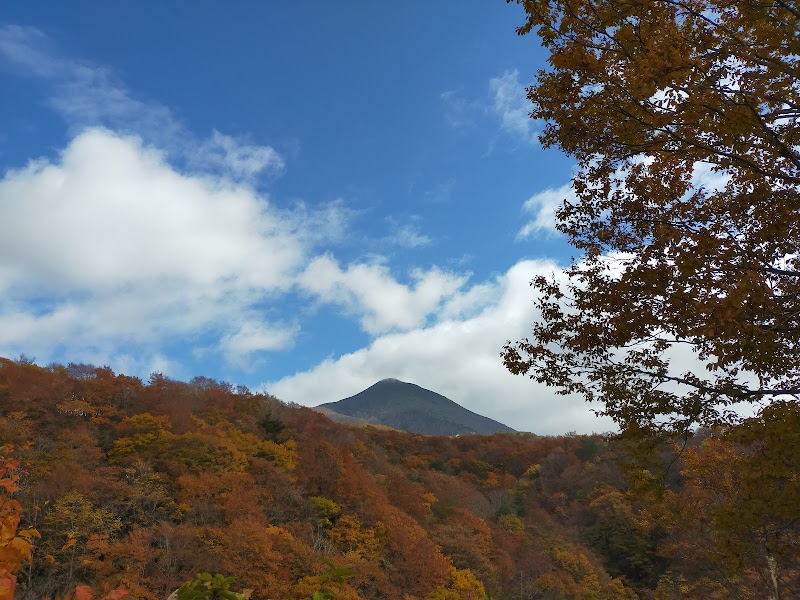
xmin=315 ymin=378 xmax=515 ymax=436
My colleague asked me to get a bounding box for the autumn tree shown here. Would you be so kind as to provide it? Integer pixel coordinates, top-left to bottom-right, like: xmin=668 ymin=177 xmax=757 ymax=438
xmin=0 ymin=446 xmax=38 ymax=600
xmin=503 ymin=0 xmax=800 ymax=435
xmin=646 ymin=404 xmax=800 ymax=598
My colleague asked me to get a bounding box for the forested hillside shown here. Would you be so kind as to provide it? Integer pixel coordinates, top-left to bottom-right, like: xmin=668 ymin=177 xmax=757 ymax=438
xmin=1 ymin=357 xmax=797 ymax=599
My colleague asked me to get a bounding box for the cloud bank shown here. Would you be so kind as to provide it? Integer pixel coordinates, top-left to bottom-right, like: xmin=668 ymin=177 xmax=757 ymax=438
xmin=0 ymin=129 xmax=465 ymax=373
xmin=267 ymin=260 xmax=618 ymax=435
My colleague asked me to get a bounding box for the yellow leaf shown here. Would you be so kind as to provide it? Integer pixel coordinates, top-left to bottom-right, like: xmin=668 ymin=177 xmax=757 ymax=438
xmin=17 ymin=528 xmax=40 ymax=539
xmin=8 ymin=536 xmax=33 ymax=559
xmin=61 ymin=539 xmax=77 ymax=551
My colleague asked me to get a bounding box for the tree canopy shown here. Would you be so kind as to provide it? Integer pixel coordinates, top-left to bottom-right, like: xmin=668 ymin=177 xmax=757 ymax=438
xmin=503 ymin=0 xmax=800 ymax=435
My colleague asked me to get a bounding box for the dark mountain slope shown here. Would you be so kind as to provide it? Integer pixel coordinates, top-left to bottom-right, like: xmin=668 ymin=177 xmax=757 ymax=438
xmin=316 ymin=378 xmax=515 ymax=436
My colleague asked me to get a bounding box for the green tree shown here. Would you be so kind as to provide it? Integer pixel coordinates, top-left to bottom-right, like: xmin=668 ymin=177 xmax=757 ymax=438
xmin=257 ymin=410 xmax=286 ymax=440
xmin=169 ymin=573 xmax=250 ymax=600
xmin=503 ymin=0 xmax=800 ymax=436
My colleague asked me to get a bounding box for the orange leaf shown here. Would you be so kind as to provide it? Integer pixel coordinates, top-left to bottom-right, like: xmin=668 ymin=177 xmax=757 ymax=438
xmin=75 ymin=584 xmax=93 ymax=600
xmin=106 ymin=586 xmax=129 ymax=599
xmin=0 ymin=480 xmax=20 ymax=495
xmin=0 ymin=575 xmax=16 ymax=600
xmin=0 ymin=546 xmax=23 ymax=571
xmin=86 ymin=534 xmax=108 ymax=551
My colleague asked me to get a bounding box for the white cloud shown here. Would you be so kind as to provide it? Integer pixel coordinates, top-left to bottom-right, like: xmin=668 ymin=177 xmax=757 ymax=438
xmin=518 ymin=183 xmax=574 ymax=238
xmin=297 ymin=255 xmax=468 ymax=334
xmin=438 ymin=280 xmax=498 ymax=320
xmin=283 ymin=198 xmax=355 ymax=247
xmin=219 ymin=320 xmax=299 ymax=368
xmin=0 ymin=129 xmax=307 ymax=370
xmin=383 ymin=222 xmax=432 ymax=249
xmin=194 ymin=131 xmax=286 ymax=180
xmin=266 ymin=260 xmax=618 ymax=435
xmin=0 ymin=129 xmax=300 ymax=292
xmin=489 ymin=69 xmax=536 ymax=144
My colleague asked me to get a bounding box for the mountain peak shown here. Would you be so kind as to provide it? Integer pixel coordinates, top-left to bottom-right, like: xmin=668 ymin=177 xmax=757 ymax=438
xmin=316 ymin=380 xmax=515 ymax=436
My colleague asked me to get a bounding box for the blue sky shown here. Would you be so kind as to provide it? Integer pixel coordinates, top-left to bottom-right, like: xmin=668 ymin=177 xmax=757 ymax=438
xmin=0 ymin=3 xmax=615 ymax=434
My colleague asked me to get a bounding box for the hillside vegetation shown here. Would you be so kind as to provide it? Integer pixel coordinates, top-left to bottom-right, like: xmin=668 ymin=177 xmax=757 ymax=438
xmin=0 ymin=357 xmax=797 ymax=599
